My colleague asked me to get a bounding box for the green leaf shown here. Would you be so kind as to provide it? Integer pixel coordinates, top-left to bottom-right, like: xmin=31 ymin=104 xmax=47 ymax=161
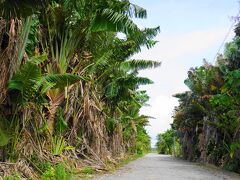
xmin=29 ymin=53 xmax=48 ymax=65
xmin=121 ymin=59 xmax=161 ymax=71
xmin=8 ymin=62 xmax=42 ymax=103
xmin=91 ymin=8 xmax=139 ymax=34
xmin=0 ymin=128 xmax=11 ymax=146
xmin=64 ymin=146 xmax=75 ymax=151
xmin=105 ymin=82 xmax=120 ymax=98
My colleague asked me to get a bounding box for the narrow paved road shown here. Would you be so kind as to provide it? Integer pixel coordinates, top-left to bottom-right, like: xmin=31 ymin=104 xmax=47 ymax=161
xmin=95 ymin=153 xmax=240 ymax=180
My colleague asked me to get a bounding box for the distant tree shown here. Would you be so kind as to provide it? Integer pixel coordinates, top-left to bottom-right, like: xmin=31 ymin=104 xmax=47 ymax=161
xmin=156 ymin=129 xmax=174 ymax=154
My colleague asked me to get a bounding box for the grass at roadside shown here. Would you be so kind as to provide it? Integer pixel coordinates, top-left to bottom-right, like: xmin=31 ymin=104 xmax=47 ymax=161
xmin=115 ymin=154 xmax=144 ymax=169
xmin=1 ymin=153 xmax=147 ymax=180
xmin=84 ymin=153 xmax=147 ymax=179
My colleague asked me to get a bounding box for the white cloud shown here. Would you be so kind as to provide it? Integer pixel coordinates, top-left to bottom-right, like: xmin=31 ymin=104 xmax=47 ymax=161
xmin=157 ymin=28 xmax=231 ymax=60
xmin=134 ymin=27 xmax=233 ymax=61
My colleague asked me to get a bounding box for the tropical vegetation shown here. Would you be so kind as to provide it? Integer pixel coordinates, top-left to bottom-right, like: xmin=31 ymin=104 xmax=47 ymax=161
xmin=0 ymin=0 xmax=160 ymax=178
xmin=171 ymin=24 xmax=240 ymax=173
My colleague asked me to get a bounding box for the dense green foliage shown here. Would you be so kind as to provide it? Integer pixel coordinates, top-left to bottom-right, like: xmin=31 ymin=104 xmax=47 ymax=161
xmin=156 ymin=129 xmax=181 ymax=156
xmin=173 ymin=26 xmax=240 ymax=173
xmin=156 ymin=129 xmax=174 ymax=154
xmin=0 ymin=0 xmax=160 ymax=178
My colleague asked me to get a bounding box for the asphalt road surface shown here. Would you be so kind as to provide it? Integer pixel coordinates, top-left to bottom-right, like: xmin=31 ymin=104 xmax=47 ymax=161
xmin=95 ymin=153 xmax=240 ymax=180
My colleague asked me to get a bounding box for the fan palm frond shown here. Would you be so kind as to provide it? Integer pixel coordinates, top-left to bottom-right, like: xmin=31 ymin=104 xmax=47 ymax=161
xmin=43 ymin=73 xmax=86 ymax=90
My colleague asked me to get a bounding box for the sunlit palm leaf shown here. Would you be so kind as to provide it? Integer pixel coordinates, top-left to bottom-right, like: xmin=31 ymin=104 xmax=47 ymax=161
xmin=91 ymin=8 xmax=139 ymax=34
xmin=121 ymin=59 xmax=161 ymax=71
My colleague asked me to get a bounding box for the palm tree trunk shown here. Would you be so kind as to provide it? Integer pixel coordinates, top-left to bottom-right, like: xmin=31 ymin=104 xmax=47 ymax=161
xmin=47 ymin=92 xmax=65 ymax=136
xmin=0 ymin=19 xmax=19 ymax=104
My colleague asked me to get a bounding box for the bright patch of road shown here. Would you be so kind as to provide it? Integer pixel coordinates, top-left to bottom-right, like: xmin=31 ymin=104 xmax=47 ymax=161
xmin=95 ymin=153 xmax=240 ymax=180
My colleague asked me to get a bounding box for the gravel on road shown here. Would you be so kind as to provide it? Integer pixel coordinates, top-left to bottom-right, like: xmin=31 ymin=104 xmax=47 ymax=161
xmin=94 ymin=153 xmax=240 ymax=180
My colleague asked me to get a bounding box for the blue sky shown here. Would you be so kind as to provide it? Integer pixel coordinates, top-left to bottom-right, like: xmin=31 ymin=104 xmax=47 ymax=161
xmin=131 ymin=0 xmax=239 ymax=146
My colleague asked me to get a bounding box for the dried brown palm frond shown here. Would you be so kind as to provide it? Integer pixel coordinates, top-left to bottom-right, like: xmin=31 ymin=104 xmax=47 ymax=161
xmin=16 ymin=160 xmax=39 ymax=179
xmin=66 ymin=81 xmax=111 ymax=164
xmin=0 ymin=160 xmax=38 ymax=179
xmin=0 ymin=19 xmax=20 ymax=104
xmin=0 ymin=18 xmax=6 ymax=47
xmin=82 ymin=51 xmax=93 ymax=60
xmin=80 ymin=102 xmax=110 ymax=161
xmin=0 ymin=162 xmax=16 ymax=177
xmin=110 ymin=123 xmax=125 ymax=157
